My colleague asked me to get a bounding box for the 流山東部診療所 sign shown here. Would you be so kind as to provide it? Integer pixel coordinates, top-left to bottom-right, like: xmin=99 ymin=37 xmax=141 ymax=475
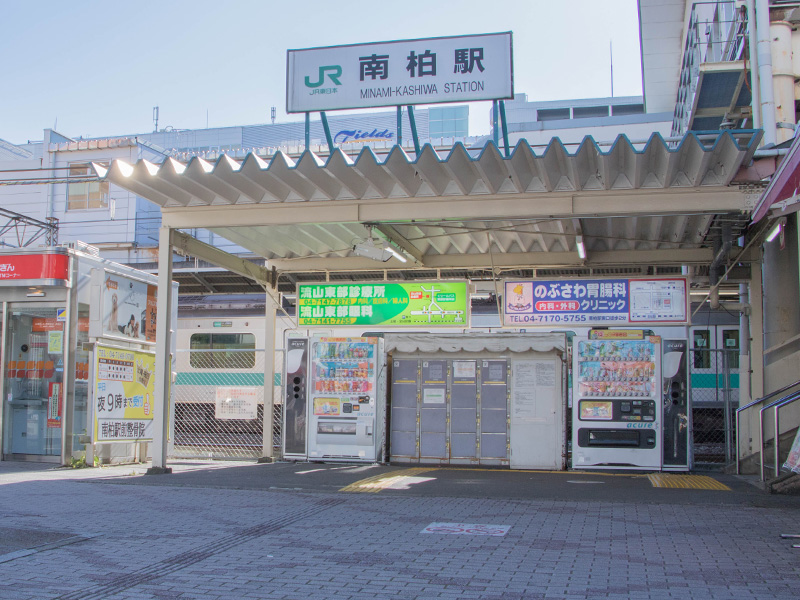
xmin=287 ymin=33 xmax=513 ymax=113
xmin=297 ymin=282 xmax=468 ymax=326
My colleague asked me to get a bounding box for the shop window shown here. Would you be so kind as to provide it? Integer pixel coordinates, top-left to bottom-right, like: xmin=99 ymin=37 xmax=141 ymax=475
xmin=189 ymin=333 xmax=255 ymax=369
xmin=573 ymin=105 xmax=609 ymax=119
xmin=693 ymin=330 xmax=711 ymax=369
xmin=537 ymin=108 xmax=570 ymax=122
xmin=68 ymin=163 xmax=109 ymax=210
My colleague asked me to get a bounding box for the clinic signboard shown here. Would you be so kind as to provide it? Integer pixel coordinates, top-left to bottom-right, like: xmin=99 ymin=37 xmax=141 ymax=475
xmin=287 ymin=32 xmax=513 ymax=113
xmin=503 ymin=278 xmax=688 ymax=327
xmin=93 ymin=345 xmax=155 ymax=443
xmin=298 ymin=281 xmax=468 ymax=326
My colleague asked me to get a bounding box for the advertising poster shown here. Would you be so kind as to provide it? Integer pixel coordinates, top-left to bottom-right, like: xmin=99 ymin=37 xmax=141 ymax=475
xmin=503 ymin=278 xmax=688 ymax=327
xmin=287 ymin=33 xmax=513 ymax=113
xmin=298 ymin=281 xmax=468 ymax=326
xmin=580 ymin=401 xmax=613 ymax=420
xmin=314 ymin=397 xmax=341 ymax=416
xmin=47 ymin=330 xmax=63 ymax=354
xmin=102 ymin=273 xmax=158 ymax=343
xmin=94 ymin=345 xmax=155 ymax=442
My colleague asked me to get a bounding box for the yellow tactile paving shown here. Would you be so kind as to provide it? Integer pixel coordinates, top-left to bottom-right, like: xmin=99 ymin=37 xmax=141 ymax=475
xmin=340 ymin=468 xmax=438 ymax=493
xmin=647 ymin=473 xmax=730 ymax=490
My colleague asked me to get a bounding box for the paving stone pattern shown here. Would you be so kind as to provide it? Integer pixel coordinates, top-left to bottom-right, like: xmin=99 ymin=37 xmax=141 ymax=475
xmin=0 ymin=473 xmax=798 ymax=599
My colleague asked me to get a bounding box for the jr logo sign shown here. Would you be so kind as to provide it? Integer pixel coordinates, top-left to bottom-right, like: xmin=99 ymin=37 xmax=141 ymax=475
xmin=305 ymin=65 xmax=342 ymax=87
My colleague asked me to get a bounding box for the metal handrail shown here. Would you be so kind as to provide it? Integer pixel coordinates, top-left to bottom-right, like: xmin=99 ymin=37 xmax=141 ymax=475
xmin=759 ymin=389 xmax=800 ymax=481
xmin=769 ymin=393 xmax=800 ymax=481
xmin=735 ymin=379 xmax=800 ymax=474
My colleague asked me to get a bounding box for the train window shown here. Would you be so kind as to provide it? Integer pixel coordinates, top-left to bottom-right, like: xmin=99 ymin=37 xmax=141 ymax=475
xmin=189 ymin=333 xmax=256 ymax=369
xmin=693 ymin=330 xmax=711 ymax=369
xmin=722 ymin=330 xmax=739 ymax=369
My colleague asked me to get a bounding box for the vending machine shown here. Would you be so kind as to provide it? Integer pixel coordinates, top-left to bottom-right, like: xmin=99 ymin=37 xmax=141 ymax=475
xmin=572 ymin=331 xmax=662 ymax=470
xmin=306 ymin=336 xmax=385 ymax=462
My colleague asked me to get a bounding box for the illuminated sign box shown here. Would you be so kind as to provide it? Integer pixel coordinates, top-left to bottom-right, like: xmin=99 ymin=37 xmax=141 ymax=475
xmin=297 ymin=281 xmax=469 ymax=327
xmin=287 ymin=32 xmax=513 ymax=113
xmin=503 ymin=278 xmax=689 ymax=327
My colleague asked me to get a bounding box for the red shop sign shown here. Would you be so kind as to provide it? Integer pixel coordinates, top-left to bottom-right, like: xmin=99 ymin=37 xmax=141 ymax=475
xmin=0 ymin=254 xmax=70 ymax=283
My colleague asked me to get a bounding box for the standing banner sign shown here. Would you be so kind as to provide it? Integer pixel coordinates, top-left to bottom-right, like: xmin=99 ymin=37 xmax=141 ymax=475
xmin=287 ymin=32 xmax=513 ymax=113
xmin=503 ymin=278 xmax=688 ymax=327
xmin=298 ymin=281 xmax=468 ymax=327
xmin=785 ymin=429 xmax=800 ymax=474
xmin=93 ymin=345 xmax=155 ymax=442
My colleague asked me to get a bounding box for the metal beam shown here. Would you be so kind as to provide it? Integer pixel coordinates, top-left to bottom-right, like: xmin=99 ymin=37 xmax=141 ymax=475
xmin=265 ymin=247 xmax=722 ymax=272
xmin=373 ymin=223 xmax=425 ymax=264
xmin=170 ymin=230 xmax=274 ymax=289
xmin=159 ymin=188 xmax=747 ymax=230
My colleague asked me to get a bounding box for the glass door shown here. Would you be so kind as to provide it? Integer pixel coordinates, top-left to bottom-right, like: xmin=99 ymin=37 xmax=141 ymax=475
xmin=2 ymin=305 xmax=66 ymax=459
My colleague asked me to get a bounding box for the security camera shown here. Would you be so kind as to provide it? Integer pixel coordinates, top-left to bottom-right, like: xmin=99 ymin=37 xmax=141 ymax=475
xmin=352 ymin=239 xmax=392 ymax=262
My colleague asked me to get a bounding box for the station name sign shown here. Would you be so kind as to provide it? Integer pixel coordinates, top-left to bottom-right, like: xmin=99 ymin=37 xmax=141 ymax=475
xmin=297 ymin=281 xmax=468 ymax=327
xmin=287 ymin=32 xmax=513 ymax=113
xmin=503 ymin=278 xmax=689 ymax=327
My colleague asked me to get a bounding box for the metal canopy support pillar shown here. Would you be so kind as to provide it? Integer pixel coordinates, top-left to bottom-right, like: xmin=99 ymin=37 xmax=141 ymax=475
xmin=499 ymin=100 xmax=510 ymax=158
xmin=320 ymin=111 xmax=334 ymax=155
xmin=492 ymin=100 xmax=499 ymax=146
xmin=260 ymin=294 xmax=278 ymax=461
xmin=396 ymin=106 xmax=403 ymax=147
xmin=407 ymin=106 xmax=421 ymax=157
xmin=148 ymin=226 xmax=174 ymax=474
xmin=305 ymin=113 xmax=310 ymax=150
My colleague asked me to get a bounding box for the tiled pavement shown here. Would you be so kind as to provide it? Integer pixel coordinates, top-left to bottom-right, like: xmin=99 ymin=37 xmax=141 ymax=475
xmin=0 ymin=461 xmax=798 ymax=600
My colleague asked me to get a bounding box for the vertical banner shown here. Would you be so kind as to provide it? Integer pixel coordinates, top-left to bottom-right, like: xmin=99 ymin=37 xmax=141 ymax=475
xmin=47 ymin=382 xmax=62 ymax=428
xmin=94 ymin=345 xmax=155 ymax=442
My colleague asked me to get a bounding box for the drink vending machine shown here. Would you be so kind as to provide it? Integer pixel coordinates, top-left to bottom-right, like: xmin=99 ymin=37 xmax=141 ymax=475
xmin=572 ymin=332 xmax=662 ymax=469
xmin=306 ymin=336 xmax=386 ymax=462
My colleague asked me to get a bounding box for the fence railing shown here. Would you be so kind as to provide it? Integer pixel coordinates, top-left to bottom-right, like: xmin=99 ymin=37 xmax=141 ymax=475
xmin=689 ymin=348 xmax=739 ymax=465
xmin=171 ymin=348 xmax=282 ymax=460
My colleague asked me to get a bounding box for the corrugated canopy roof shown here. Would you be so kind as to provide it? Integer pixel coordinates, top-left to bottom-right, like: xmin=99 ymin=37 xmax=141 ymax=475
xmin=98 ymin=132 xmax=761 ymax=294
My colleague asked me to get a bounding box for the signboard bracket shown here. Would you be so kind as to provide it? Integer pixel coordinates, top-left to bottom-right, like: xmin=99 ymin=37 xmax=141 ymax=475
xmin=499 ymin=100 xmax=510 ymax=158
xmin=320 ymin=111 xmax=334 ymax=155
xmin=396 ymin=107 xmax=403 ymax=147
xmin=408 ymin=106 xmax=421 ymax=157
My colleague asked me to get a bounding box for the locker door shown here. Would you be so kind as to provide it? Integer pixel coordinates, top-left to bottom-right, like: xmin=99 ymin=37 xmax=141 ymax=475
xmin=420 ymin=360 xmax=448 ymax=461
xmin=450 ymin=360 xmax=478 ymax=463
xmin=480 ymin=359 xmax=508 ymax=463
xmin=390 ymin=359 xmax=419 ymax=461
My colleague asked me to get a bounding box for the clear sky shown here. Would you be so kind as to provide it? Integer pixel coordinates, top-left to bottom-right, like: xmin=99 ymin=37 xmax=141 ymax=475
xmin=0 ymin=0 xmax=643 ymax=145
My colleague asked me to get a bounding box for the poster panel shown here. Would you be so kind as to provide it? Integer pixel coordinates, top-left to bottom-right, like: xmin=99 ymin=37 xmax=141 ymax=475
xmin=503 ymin=278 xmax=688 ymax=327
xmin=100 ymin=272 xmax=158 ymax=343
xmin=215 ymin=387 xmax=258 ymax=420
xmin=287 ymin=32 xmax=513 ymax=113
xmin=298 ymin=281 xmax=468 ymax=327
xmin=93 ymin=345 xmax=155 ymax=442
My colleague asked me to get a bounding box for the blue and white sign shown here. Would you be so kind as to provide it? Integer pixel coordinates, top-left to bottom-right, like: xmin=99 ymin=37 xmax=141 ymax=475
xmin=503 ymin=278 xmax=688 ymax=327
xmin=287 ymin=32 xmax=513 ymax=113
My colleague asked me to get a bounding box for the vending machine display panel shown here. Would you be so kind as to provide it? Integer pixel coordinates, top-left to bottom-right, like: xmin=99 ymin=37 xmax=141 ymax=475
xmin=572 ymin=334 xmax=662 ymax=469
